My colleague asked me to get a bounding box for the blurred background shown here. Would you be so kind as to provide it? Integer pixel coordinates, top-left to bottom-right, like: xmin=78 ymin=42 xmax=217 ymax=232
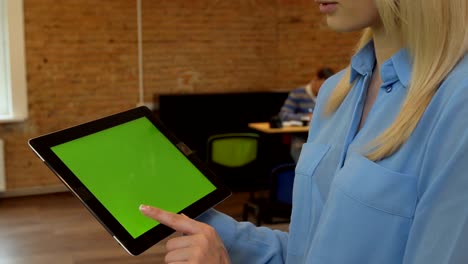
xmin=0 ymin=1 xmax=360 ymax=262
xmin=1 ymin=0 xmax=359 ymax=194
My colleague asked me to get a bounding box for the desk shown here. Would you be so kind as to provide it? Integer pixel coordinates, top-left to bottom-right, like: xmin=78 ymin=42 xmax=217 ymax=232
xmin=248 ymin=122 xmax=309 ymax=168
xmin=248 ymin=122 xmax=309 ymax=134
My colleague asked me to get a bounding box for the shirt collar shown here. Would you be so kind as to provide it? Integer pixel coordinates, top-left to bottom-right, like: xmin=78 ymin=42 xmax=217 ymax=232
xmin=350 ymin=41 xmax=376 ymax=83
xmin=350 ymin=41 xmax=412 ymax=88
xmin=387 ymin=48 xmax=412 ymax=88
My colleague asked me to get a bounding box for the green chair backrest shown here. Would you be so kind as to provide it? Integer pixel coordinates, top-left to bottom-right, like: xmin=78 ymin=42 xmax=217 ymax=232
xmin=208 ymin=133 xmax=259 ymax=168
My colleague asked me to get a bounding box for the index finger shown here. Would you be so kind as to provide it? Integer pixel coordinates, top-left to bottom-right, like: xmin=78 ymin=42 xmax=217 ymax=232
xmin=139 ymin=205 xmax=202 ymax=235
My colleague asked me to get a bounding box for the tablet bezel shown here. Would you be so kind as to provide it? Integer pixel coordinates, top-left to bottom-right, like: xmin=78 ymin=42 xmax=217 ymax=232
xmin=28 ymin=106 xmax=231 ymax=256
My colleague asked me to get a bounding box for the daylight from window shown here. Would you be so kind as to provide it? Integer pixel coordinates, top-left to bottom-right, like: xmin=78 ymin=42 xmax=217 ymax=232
xmin=0 ymin=0 xmax=27 ymax=122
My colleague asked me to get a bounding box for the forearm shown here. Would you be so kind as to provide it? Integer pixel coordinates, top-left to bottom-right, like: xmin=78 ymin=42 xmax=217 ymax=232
xmin=197 ymin=209 xmax=288 ymax=263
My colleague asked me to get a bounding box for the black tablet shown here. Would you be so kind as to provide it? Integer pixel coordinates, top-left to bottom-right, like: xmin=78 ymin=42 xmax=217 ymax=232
xmin=28 ymin=106 xmax=231 ymax=256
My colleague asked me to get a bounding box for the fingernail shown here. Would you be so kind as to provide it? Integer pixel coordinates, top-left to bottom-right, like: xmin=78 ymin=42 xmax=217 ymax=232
xmin=139 ymin=204 xmax=149 ymax=212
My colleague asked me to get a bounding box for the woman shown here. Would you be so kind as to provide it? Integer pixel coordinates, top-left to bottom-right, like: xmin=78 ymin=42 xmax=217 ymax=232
xmin=140 ymin=0 xmax=468 ymax=263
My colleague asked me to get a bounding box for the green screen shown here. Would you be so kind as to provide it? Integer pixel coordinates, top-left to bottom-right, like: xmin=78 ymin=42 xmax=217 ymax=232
xmin=51 ymin=117 xmax=216 ymax=238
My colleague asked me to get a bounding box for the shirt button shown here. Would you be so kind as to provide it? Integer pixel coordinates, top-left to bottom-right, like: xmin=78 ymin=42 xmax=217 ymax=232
xmin=385 ymin=86 xmax=393 ymax=93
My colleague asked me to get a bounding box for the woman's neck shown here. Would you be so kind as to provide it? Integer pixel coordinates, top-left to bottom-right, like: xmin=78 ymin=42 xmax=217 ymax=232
xmin=371 ymin=25 xmax=403 ymax=75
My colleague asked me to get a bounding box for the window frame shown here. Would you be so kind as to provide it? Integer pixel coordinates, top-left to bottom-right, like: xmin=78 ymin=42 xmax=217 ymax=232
xmin=0 ymin=0 xmax=27 ymax=123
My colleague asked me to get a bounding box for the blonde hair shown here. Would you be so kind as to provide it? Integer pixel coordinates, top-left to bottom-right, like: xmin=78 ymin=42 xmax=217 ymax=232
xmin=326 ymin=0 xmax=468 ymax=161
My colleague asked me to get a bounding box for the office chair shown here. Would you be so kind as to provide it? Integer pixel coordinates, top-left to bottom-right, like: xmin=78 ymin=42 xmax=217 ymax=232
xmin=243 ymin=163 xmax=296 ymax=226
xmin=206 ymin=133 xmax=268 ymax=217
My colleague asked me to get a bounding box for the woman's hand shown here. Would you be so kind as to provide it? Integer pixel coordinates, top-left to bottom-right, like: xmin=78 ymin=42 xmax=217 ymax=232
xmin=140 ymin=205 xmax=230 ymax=264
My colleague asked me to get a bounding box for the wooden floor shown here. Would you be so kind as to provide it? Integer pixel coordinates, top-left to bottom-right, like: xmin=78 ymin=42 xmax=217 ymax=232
xmin=0 ymin=191 xmax=287 ymax=263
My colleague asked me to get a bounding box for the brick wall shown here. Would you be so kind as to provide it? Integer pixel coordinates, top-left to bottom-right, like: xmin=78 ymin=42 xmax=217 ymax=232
xmin=0 ymin=0 xmax=360 ymax=192
xmin=276 ymin=0 xmax=360 ymax=86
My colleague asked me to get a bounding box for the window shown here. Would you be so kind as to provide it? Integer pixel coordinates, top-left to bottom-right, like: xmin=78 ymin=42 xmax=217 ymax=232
xmin=0 ymin=0 xmax=27 ymax=122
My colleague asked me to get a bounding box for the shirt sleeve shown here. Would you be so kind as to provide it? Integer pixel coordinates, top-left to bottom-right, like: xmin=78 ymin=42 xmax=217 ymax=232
xmin=403 ymin=83 xmax=468 ymax=263
xmin=196 ymin=209 xmax=288 ymax=263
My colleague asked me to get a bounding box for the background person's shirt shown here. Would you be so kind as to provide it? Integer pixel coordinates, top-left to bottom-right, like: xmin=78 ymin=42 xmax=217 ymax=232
xmin=278 ymin=85 xmax=316 ymax=121
xmin=198 ymin=41 xmax=468 ymax=264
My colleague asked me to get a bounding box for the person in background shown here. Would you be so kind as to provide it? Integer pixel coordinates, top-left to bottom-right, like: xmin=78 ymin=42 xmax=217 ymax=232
xmin=279 ymin=67 xmax=335 ymax=162
xmin=140 ymin=0 xmax=468 ymax=263
xmin=278 ymin=67 xmax=335 ymax=123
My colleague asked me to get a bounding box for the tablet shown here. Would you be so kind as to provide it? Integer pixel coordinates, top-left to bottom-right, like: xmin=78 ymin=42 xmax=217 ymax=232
xmin=28 ymin=106 xmax=231 ymax=256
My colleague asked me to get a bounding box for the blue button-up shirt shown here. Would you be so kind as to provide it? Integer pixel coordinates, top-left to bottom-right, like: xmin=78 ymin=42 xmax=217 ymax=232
xmin=198 ymin=41 xmax=468 ymax=263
